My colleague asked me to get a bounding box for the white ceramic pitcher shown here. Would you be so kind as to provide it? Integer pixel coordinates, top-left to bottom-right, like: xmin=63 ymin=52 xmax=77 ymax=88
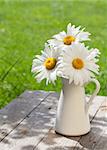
xmin=55 ymin=78 xmax=100 ymax=136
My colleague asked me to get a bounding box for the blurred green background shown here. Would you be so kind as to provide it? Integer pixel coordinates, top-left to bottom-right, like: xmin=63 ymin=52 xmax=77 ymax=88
xmin=0 ymin=0 xmax=107 ymax=108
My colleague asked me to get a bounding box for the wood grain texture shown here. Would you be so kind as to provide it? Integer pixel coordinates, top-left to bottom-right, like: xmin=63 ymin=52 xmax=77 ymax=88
xmin=74 ymin=96 xmax=107 ymax=150
xmin=0 ymin=90 xmax=50 ymax=141
xmin=0 ymin=90 xmax=106 ymax=150
xmin=36 ymin=96 xmax=106 ymax=150
xmin=0 ymin=92 xmax=58 ymax=150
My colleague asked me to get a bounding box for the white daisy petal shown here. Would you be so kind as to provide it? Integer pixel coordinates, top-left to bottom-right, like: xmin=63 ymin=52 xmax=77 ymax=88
xmin=48 ymin=39 xmax=64 ymax=48
xmin=87 ymin=48 xmax=100 ymax=61
xmin=76 ymin=31 xmax=91 ymax=42
xmin=36 ymin=71 xmax=45 ymax=82
xmin=32 ymin=65 xmax=44 ymax=73
xmin=52 ymin=34 xmax=63 ymax=41
xmin=52 ymin=31 xmax=66 ymax=40
xmin=59 ymin=31 xmax=67 ymax=38
xmin=67 ymin=23 xmax=72 ymax=35
xmin=32 ymin=44 xmax=60 ymax=84
xmin=58 ymin=43 xmax=100 ymax=86
xmin=32 ymin=58 xmax=42 ymax=65
xmin=48 ymin=23 xmax=91 ymax=49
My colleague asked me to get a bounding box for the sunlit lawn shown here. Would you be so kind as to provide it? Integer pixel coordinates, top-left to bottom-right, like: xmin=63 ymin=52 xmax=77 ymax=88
xmin=0 ymin=0 xmax=107 ymax=108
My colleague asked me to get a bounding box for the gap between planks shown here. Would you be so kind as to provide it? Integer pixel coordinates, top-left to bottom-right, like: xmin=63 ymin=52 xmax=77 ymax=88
xmin=73 ymin=96 xmax=107 ymax=150
xmin=0 ymin=92 xmax=106 ymax=150
xmin=0 ymin=90 xmax=51 ymax=142
xmin=35 ymin=96 xmax=106 ymax=150
xmin=0 ymin=92 xmax=58 ymax=150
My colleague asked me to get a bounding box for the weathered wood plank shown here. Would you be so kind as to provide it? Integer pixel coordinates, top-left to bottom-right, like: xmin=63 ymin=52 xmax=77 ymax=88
xmin=0 ymin=90 xmax=50 ymax=141
xmin=74 ymin=96 xmax=107 ymax=150
xmin=94 ymin=101 xmax=107 ymax=150
xmin=35 ymin=96 xmax=106 ymax=150
xmin=0 ymin=92 xmax=58 ymax=150
xmin=0 ymin=91 xmax=106 ymax=150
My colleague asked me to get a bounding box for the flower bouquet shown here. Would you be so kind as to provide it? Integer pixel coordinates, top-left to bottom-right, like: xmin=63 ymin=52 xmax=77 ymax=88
xmin=31 ymin=23 xmax=100 ymax=136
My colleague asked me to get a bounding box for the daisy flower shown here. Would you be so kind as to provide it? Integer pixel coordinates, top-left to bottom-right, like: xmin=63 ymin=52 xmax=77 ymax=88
xmin=58 ymin=43 xmax=100 ymax=86
xmin=48 ymin=23 xmax=90 ymax=49
xmin=31 ymin=43 xmax=59 ymax=85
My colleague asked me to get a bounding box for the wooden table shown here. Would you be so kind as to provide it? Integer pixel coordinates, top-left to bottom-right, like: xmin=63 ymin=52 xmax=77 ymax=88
xmin=0 ymin=90 xmax=107 ymax=150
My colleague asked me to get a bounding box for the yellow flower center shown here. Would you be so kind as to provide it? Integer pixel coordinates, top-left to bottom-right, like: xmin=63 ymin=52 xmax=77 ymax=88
xmin=72 ymin=58 xmax=84 ymax=70
xmin=44 ymin=58 xmax=57 ymax=70
xmin=63 ymin=36 xmax=75 ymax=45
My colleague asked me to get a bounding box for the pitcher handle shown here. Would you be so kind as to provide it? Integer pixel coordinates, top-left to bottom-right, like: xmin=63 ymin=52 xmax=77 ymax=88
xmin=86 ymin=78 xmax=100 ymax=113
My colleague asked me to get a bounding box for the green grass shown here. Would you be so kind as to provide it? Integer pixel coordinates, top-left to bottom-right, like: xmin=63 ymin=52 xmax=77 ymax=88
xmin=0 ymin=0 xmax=107 ymax=108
